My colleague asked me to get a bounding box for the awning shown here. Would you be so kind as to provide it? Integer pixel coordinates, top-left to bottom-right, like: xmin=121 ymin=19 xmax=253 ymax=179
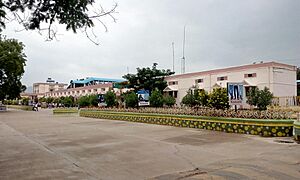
xmin=242 ymin=80 xmax=255 ymax=87
xmin=163 ymin=85 xmax=178 ymax=92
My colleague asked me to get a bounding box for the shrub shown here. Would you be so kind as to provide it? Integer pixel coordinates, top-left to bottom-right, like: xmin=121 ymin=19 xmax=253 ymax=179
xmin=124 ymin=92 xmax=138 ymax=108
xmin=21 ymin=97 xmax=29 ymax=105
xmin=63 ymin=96 xmax=75 ymax=107
xmin=104 ymin=91 xmax=117 ymax=107
xmin=78 ymin=96 xmax=90 ymax=107
xmin=88 ymin=95 xmax=98 ymax=107
xmin=181 ymin=90 xmax=196 ymax=107
xmin=195 ymin=89 xmax=209 ymax=106
xmin=163 ymin=95 xmax=176 ymax=107
xmin=208 ymin=88 xmax=229 ymax=110
xmin=247 ymin=87 xmax=273 ymax=110
xmin=149 ymin=89 xmax=164 ymax=107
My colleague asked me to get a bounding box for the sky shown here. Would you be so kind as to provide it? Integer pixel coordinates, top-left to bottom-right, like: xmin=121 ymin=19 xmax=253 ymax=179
xmin=2 ymin=0 xmax=300 ymax=90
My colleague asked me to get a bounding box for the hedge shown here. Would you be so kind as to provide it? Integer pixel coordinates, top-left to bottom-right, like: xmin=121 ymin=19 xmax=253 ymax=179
xmin=80 ymin=110 xmax=294 ymax=137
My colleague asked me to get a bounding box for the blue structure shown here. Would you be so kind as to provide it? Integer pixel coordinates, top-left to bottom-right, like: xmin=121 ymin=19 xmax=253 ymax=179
xmin=68 ymin=77 xmax=125 ymax=88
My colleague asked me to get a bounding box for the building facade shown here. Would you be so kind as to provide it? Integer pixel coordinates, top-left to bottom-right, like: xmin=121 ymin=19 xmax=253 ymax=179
xmin=33 ymin=78 xmax=68 ymax=94
xmin=164 ymin=61 xmax=297 ymax=106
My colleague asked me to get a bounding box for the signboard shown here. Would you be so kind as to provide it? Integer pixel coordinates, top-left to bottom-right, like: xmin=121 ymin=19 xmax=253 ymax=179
xmin=137 ymin=90 xmax=150 ymax=106
xmin=98 ymin=94 xmax=107 ymax=106
xmin=227 ymin=83 xmax=244 ymax=105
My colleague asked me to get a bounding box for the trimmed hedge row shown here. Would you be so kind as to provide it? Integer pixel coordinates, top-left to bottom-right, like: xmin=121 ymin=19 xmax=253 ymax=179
xmin=80 ymin=110 xmax=294 ymax=137
xmin=53 ymin=108 xmax=78 ymax=114
xmin=294 ymin=121 xmax=300 ymax=141
xmin=7 ymin=105 xmax=33 ymax=111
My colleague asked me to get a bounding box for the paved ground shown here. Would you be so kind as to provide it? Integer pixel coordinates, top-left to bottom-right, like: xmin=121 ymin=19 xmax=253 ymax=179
xmin=0 ymin=109 xmax=299 ymax=180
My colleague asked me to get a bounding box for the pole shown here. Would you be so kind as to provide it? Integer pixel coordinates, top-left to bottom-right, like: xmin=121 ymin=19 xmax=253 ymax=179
xmin=172 ymin=42 xmax=175 ymax=72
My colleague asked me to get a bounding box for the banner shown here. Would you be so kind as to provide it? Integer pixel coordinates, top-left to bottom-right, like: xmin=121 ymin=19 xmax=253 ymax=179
xmin=137 ymin=90 xmax=150 ymax=106
xmin=227 ymin=83 xmax=244 ymax=105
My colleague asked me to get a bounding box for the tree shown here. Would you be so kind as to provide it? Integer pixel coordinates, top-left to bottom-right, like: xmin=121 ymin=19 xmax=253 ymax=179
xmin=62 ymin=96 xmax=75 ymax=107
xmin=0 ymin=0 xmax=117 ymax=43
xmin=124 ymin=91 xmax=138 ymax=108
xmin=104 ymin=91 xmax=116 ymax=107
xmin=195 ymin=89 xmax=209 ymax=106
xmin=78 ymin=95 xmax=89 ymax=107
xmin=208 ymin=88 xmax=229 ymax=110
xmin=297 ymin=67 xmax=300 ymax=80
xmin=181 ymin=90 xmax=196 ymax=107
xmin=149 ymin=89 xmax=164 ymax=107
xmin=0 ymin=37 xmax=26 ymax=101
xmin=163 ymin=95 xmax=176 ymax=107
xmin=123 ymin=63 xmax=174 ymax=93
xmin=247 ymin=87 xmax=273 ymax=110
xmin=88 ymin=94 xmax=98 ymax=107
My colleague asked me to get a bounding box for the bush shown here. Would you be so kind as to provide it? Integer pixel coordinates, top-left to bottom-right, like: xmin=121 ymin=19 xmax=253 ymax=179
xmin=88 ymin=95 xmax=98 ymax=107
xmin=21 ymin=97 xmax=29 ymax=105
xmin=208 ymin=88 xmax=229 ymax=110
xmin=195 ymin=89 xmax=209 ymax=106
xmin=149 ymin=89 xmax=164 ymax=107
xmin=104 ymin=91 xmax=117 ymax=107
xmin=124 ymin=92 xmax=138 ymax=108
xmin=181 ymin=90 xmax=196 ymax=107
xmin=78 ymin=96 xmax=90 ymax=107
xmin=247 ymin=87 xmax=273 ymax=110
xmin=62 ymin=96 xmax=75 ymax=107
xmin=163 ymin=95 xmax=176 ymax=107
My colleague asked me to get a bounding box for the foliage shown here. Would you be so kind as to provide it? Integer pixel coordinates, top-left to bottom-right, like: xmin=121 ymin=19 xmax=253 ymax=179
xmin=88 ymin=94 xmax=98 ymax=107
xmin=297 ymin=67 xmax=300 ymax=80
xmin=163 ymin=95 xmax=176 ymax=107
xmin=196 ymin=89 xmax=209 ymax=106
xmin=104 ymin=91 xmax=116 ymax=107
xmin=78 ymin=96 xmax=90 ymax=107
xmin=62 ymin=96 xmax=75 ymax=107
xmin=122 ymin=63 xmax=174 ymax=93
xmin=149 ymin=89 xmax=164 ymax=107
xmin=181 ymin=90 xmax=196 ymax=107
xmin=0 ymin=0 xmax=117 ymax=42
xmin=181 ymin=88 xmax=210 ymax=107
xmin=247 ymin=87 xmax=273 ymax=110
xmin=0 ymin=37 xmax=26 ymax=101
xmin=124 ymin=91 xmax=138 ymax=108
xmin=46 ymin=97 xmax=54 ymax=104
xmin=208 ymin=88 xmax=229 ymax=110
xmin=21 ymin=97 xmax=29 ymax=105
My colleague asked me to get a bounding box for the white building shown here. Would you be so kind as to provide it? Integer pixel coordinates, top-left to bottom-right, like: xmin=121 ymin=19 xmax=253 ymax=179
xmin=164 ymin=61 xmax=297 ymax=106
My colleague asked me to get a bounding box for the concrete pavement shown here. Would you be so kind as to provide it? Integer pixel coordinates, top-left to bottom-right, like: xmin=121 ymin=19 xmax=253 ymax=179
xmin=0 ymin=109 xmax=299 ymax=180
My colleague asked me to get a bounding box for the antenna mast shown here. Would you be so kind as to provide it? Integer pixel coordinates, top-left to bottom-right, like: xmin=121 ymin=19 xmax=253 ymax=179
xmin=172 ymin=42 xmax=175 ymax=72
xmin=181 ymin=25 xmax=186 ymax=74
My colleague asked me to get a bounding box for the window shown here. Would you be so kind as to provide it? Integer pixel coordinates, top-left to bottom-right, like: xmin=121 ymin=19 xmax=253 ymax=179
xmin=217 ymin=76 xmax=228 ymax=81
xmin=244 ymin=73 xmax=256 ymax=78
xmin=101 ymin=88 xmax=105 ymax=91
xmin=94 ymin=89 xmax=97 ymax=92
xmin=196 ymin=79 xmax=203 ymax=83
xmin=168 ymin=81 xmax=178 ymax=85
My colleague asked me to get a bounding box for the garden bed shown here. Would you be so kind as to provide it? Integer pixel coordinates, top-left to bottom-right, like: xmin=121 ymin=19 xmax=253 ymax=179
xmin=7 ymin=105 xmax=33 ymax=111
xmin=80 ymin=109 xmax=294 ymax=137
xmin=53 ymin=108 xmax=79 ymax=114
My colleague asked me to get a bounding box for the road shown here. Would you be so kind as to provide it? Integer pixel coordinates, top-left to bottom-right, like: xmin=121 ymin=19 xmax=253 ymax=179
xmin=0 ymin=109 xmax=299 ymax=180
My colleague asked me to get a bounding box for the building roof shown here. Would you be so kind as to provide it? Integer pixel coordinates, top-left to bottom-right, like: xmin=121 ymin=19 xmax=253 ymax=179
xmin=166 ymin=61 xmax=297 ymax=80
xmin=70 ymin=77 xmax=125 ymax=84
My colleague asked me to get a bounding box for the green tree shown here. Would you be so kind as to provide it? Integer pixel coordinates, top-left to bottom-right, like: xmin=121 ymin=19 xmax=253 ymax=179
xmin=163 ymin=95 xmax=176 ymax=107
xmin=104 ymin=91 xmax=116 ymax=107
xmin=181 ymin=89 xmax=196 ymax=107
xmin=46 ymin=97 xmax=54 ymax=104
xmin=21 ymin=97 xmax=29 ymax=105
xmin=0 ymin=37 xmax=26 ymax=101
xmin=247 ymin=87 xmax=273 ymax=110
xmin=208 ymin=88 xmax=229 ymax=110
xmin=149 ymin=89 xmax=164 ymax=107
xmin=124 ymin=91 xmax=138 ymax=108
xmin=62 ymin=96 xmax=75 ymax=107
xmin=0 ymin=1 xmax=117 ymax=42
xmin=78 ymin=95 xmax=89 ymax=107
xmin=88 ymin=94 xmax=98 ymax=107
xmin=195 ymin=89 xmax=209 ymax=106
xmin=123 ymin=63 xmax=174 ymax=93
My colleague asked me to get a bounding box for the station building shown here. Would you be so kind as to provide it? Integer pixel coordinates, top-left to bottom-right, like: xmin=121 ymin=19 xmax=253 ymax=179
xmin=44 ymin=77 xmax=126 ymax=98
xmin=164 ymin=61 xmax=297 ymax=106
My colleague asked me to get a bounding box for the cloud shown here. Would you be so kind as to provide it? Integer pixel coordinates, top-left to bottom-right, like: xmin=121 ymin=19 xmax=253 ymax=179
xmin=2 ymin=0 xmax=300 ymax=88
